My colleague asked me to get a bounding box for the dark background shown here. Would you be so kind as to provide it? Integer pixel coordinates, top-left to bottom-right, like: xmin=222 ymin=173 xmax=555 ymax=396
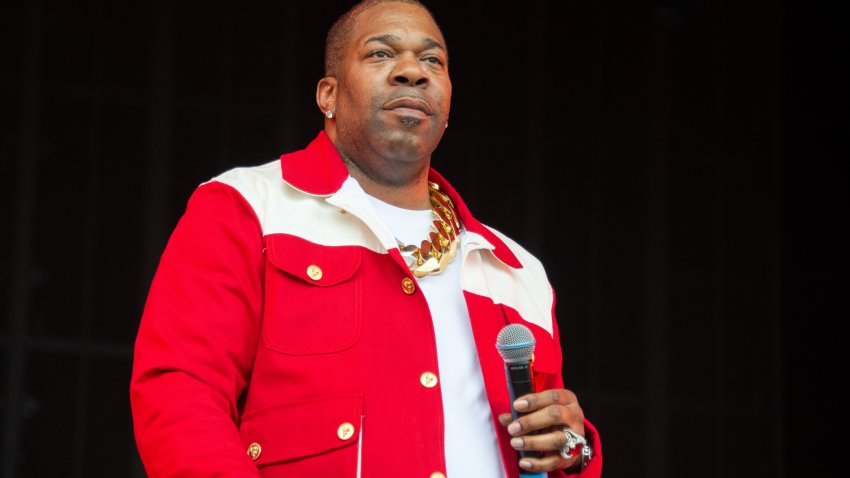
xmin=1 ymin=0 xmax=846 ymax=476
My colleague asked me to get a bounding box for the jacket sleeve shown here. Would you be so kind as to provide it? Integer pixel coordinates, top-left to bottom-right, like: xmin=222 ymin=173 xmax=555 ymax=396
xmin=130 ymin=181 xmax=265 ymax=477
xmin=547 ymin=293 xmax=603 ymax=478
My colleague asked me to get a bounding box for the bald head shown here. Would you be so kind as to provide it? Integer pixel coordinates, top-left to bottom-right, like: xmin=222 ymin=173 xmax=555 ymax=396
xmin=324 ymin=0 xmax=441 ymax=76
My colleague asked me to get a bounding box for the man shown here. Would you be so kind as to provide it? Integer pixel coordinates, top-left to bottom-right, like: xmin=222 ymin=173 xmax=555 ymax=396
xmin=130 ymin=1 xmax=602 ymax=476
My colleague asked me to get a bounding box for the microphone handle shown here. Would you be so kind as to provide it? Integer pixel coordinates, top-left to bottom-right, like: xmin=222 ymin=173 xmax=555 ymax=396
xmin=505 ymin=361 xmax=541 ymax=460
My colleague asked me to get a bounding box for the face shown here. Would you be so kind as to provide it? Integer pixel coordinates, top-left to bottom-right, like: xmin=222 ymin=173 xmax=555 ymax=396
xmin=319 ymin=2 xmax=452 ymax=187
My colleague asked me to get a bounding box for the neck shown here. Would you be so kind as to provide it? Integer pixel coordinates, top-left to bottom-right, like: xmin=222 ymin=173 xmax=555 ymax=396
xmin=342 ymin=155 xmax=431 ymax=210
xmin=326 ymin=125 xmax=434 ymax=210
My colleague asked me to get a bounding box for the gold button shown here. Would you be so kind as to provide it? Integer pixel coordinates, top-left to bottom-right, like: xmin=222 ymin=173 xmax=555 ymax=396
xmin=337 ymin=422 xmax=355 ymax=440
xmin=430 ymin=473 xmax=446 ymax=478
xmin=420 ymin=372 xmax=438 ymax=388
xmin=246 ymin=442 xmax=261 ymax=460
xmin=401 ymin=277 xmax=416 ymax=294
xmin=306 ymin=264 xmax=323 ymax=281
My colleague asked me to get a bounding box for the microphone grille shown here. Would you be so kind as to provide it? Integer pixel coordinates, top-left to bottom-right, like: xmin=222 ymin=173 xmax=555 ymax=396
xmin=495 ymin=323 xmax=535 ymax=363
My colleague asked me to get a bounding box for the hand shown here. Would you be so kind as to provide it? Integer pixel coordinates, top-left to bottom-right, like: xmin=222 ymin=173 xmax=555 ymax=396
xmin=498 ymin=388 xmax=586 ymax=473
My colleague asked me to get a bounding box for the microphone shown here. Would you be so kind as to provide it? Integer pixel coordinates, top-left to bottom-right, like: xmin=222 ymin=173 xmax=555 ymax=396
xmin=496 ymin=324 xmax=546 ymax=478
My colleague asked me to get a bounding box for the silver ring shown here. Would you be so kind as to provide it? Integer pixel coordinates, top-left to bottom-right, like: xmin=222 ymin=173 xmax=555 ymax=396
xmin=559 ymin=427 xmax=587 ymax=460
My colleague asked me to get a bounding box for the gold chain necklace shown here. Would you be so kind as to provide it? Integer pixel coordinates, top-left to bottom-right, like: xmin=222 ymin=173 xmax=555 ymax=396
xmin=397 ymin=182 xmax=462 ymax=278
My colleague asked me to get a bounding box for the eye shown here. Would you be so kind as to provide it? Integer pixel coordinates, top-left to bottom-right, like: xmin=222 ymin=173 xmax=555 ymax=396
xmin=368 ymin=50 xmax=392 ymax=59
xmin=422 ymin=56 xmax=444 ymax=66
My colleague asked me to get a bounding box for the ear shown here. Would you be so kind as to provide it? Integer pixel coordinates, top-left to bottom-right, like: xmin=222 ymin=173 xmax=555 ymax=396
xmin=316 ymin=76 xmax=338 ymax=116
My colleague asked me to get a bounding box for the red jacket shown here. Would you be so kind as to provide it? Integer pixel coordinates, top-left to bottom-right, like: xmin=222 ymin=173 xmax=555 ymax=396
xmin=131 ymin=131 xmax=602 ymax=477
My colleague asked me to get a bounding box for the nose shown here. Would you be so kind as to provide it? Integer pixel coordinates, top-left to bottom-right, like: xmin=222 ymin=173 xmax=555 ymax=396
xmin=390 ymin=53 xmax=429 ymax=87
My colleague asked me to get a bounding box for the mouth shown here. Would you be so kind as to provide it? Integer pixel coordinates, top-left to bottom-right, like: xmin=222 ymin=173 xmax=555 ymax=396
xmin=382 ymin=97 xmax=434 ymax=119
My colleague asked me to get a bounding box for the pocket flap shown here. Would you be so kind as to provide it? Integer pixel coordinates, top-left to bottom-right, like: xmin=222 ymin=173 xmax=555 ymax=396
xmin=240 ymin=394 xmax=363 ymax=466
xmin=266 ymin=234 xmax=361 ymax=286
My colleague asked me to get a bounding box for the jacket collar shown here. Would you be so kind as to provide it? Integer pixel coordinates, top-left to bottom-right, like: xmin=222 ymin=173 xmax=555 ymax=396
xmin=279 ymin=131 xmax=350 ymax=196
xmin=280 ymin=131 xmax=522 ymax=269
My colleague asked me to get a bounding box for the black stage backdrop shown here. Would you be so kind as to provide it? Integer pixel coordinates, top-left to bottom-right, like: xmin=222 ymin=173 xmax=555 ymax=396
xmin=1 ymin=1 xmax=845 ymax=477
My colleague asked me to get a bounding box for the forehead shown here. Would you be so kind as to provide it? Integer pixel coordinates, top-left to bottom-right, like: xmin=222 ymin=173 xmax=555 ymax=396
xmin=349 ymin=3 xmax=445 ymax=49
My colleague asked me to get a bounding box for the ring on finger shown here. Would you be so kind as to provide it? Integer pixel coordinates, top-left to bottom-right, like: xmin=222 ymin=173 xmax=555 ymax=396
xmin=559 ymin=428 xmax=587 ymax=460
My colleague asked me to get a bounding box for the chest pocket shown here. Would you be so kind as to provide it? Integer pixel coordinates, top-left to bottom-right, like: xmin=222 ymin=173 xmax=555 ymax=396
xmin=264 ymin=234 xmax=363 ymax=355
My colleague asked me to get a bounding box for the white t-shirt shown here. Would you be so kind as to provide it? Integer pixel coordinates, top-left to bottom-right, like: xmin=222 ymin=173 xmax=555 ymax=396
xmin=367 ymin=195 xmax=504 ymax=477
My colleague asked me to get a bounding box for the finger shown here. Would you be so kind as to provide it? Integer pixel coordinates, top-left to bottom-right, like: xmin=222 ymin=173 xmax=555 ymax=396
xmin=510 ymin=429 xmax=568 ymax=453
xmin=498 ymin=413 xmax=512 ymax=427
xmin=508 ymin=405 xmax=583 ymax=436
xmin=514 ymin=388 xmax=577 ymax=413
xmin=518 ymin=452 xmax=575 ymax=473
